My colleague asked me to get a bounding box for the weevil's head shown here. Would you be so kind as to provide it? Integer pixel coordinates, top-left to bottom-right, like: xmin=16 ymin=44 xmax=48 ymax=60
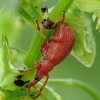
xmin=26 ymin=61 xmax=46 ymax=88
xmin=33 ymin=72 xmax=44 ymax=85
xmin=26 ymin=75 xmax=43 ymax=88
xmin=26 ymin=72 xmax=44 ymax=88
xmin=42 ymin=19 xmax=54 ymax=29
xmin=26 ymin=60 xmax=54 ymax=88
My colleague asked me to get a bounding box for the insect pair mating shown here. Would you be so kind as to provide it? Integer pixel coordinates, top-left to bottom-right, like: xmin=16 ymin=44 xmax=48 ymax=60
xmin=19 ymin=7 xmax=75 ymax=99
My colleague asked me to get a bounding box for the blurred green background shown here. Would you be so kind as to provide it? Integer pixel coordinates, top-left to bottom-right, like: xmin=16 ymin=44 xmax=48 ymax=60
xmin=0 ymin=0 xmax=100 ymax=100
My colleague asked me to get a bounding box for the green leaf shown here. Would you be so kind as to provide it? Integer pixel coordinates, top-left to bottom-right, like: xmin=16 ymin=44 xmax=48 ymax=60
xmin=18 ymin=0 xmax=42 ymax=21
xmin=0 ymin=87 xmax=38 ymax=100
xmin=92 ymin=11 xmax=100 ymax=30
xmin=75 ymin=0 xmax=100 ymax=12
xmin=0 ymin=87 xmax=26 ymax=100
xmin=66 ymin=4 xmax=96 ymax=67
xmin=0 ymin=35 xmax=40 ymax=100
xmin=30 ymin=0 xmax=42 ymax=6
xmin=0 ymin=35 xmax=27 ymax=88
xmin=46 ymin=79 xmax=100 ymax=100
xmin=74 ymin=0 xmax=100 ymax=31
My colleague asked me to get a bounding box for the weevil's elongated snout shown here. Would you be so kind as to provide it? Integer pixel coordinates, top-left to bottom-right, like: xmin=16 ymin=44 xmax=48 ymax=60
xmin=26 ymin=70 xmax=44 ymax=88
xmin=26 ymin=60 xmax=54 ymax=97
xmin=26 ymin=61 xmax=45 ymax=88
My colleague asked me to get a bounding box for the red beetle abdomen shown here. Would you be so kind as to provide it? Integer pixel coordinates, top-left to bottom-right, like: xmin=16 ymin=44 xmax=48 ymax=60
xmin=42 ymin=22 xmax=75 ymax=65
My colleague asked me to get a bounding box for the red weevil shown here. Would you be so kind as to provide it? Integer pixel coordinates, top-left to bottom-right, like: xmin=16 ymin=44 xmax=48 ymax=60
xmin=19 ymin=9 xmax=75 ymax=98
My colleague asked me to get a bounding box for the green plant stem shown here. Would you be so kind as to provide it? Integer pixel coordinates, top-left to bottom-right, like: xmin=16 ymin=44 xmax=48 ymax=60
xmin=24 ymin=33 xmax=44 ymax=67
xmin=19 ymin=0 xmax=42 ymax=20
xmin=49 ymin=0 xmax=74 ymax=20
xmin=17 ymin=5 xmax=35 ymax=27
xmin=44 ymin=79 xmax=100 ymax=100
xmin=38 ymin=82 xmax=63 ymax=100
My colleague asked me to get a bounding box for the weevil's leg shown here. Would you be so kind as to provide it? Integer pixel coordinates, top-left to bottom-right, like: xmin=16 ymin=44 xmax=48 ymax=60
xmin=33 ymin=86 xmax=43 ymax=98
xmin=33 ymin=74 xmax=49 ymax=99
xmin=51 ymin=11 xmax=65 ymax=28
xmin=34 ymin=19 xmax=46 ymax=40
xmin=19 ymin=67 xmax=37 ymax=73
xmin=27 ymin=86 xmax=43 ymax=99
xmin=27 ymin=86 xmax=30 ymax=94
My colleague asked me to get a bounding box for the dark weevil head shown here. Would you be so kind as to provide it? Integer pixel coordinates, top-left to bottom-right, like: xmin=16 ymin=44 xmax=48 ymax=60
xmin=26 ymin=70 xmax=45 ymax=88
xmin=42 ymin=19 xmax=54 ymax=29
xmin=27 ymin=62 xmax=45 ymax=87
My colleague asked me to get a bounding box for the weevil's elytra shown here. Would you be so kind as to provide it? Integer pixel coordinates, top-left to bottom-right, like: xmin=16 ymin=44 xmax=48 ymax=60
xmin=19 ymin=8 xmax=75 ymax=99
xmin=44 ymin=22 xmax=75 ymax=65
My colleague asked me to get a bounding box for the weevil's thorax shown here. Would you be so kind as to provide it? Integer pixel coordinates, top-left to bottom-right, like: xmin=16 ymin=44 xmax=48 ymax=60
xmin=35 ymin=60 xmax=54 ymax=75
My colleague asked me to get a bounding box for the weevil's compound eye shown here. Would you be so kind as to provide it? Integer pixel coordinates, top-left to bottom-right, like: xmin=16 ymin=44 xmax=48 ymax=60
xmin=34 ymin=75 xmax=39 ymax=80
xmin=41 ymin=6 xmax=48 ymax=13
